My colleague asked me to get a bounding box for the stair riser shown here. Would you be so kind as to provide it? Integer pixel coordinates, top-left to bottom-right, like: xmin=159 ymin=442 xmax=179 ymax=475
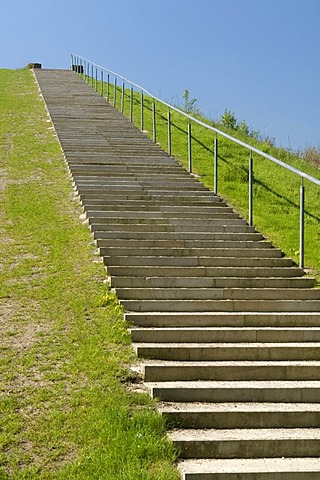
xmin=126 ymin=313 xmax=320 ymax=327
xmin=89 ymin=212 xmax=237 ymax=219
xmin=100 ymin=248 xmax=282 ymax=258
xmin=136 ymin=346 xmax=320 ymax=361
xmin=131 ymin=329 xmax=320 ymax=343
xmin=144 ymin=365 xmax=320 ymax=382
xmin=89 ymin=218 xmax=245 ymax=226
xmin=92 ymin=225 xmax=254 ymax=233
xmin=86 ymin=206 xmax=230 ymax=213
xmin=94 ymin=231 xmax=264 ymax=241
xmin=151 ymin=387 xmax=320 ymax=403
xmin=164 ymin=411 xmax=320 ymax=429
xmin=104 ymin=257 xmax=292 ymax=267
xmin=121 ymin=300 xmax=320 ymax=312
xmin=118 ymin=289 xmax=320 ymax=300
xmin=112 ymin=277 xmax=315 ymax=289
xmin=97 ymin=240 xmax=271 ymax=249
xmin=172 ymin=439 xmax=320 ymax=459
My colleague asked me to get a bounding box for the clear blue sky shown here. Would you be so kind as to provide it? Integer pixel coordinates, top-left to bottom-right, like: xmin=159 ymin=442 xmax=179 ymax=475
xmin=2 ymin=0 xmax=320 ymax=151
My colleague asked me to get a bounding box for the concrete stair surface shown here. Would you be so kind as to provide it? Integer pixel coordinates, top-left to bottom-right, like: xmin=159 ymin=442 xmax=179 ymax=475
xmin=34 ymin=68 xmax=320 ymax=479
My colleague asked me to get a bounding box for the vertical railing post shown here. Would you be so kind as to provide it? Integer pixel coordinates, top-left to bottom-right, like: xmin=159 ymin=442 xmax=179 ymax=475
xmin=214 ymin=135 xmax=218 ymax=194
xmin=101 ymin=70 xmax=104 ymax=96
xmin=121 ymin=81 xmax=125 ymax=113
xmin=168 ymin=110 xmax=172 ymax=156
xmin=141 ymin=91 xmax=144 ymax=130
xmin=95 ymin=67 xmax=98 ymax=91
xmin=130 ymin=86 xmax=133 ymax=122
xmin=249 ymin=151 xmax=253 ymax=226
xmin=152 ymin=101 xmax=156 ymax=143
xmin=107 ymin=73 xmax=110 ymax=101
xmin=113 ymin=77 xmax=117 ymax=107
xmin=300 ymin=179 xmax=305 ymax=269
xmin=87 ymin=62 xmax=90 ymax=84
xmin=188 ymin=121 xmax=192 ymax=173
xmin=70 ymin=54 xmax=74 ymax=70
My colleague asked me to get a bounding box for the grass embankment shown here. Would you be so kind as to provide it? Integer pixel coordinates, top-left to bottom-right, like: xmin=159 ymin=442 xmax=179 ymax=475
xmin=90 ymin=75 xmax=320 ymax=279
xmin=0 ymin=69 xmax=178 ymax=479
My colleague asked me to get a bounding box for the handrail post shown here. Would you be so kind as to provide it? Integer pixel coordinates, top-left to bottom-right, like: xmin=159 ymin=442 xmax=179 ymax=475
xmin=70 ymin=54 xmax=74 ymax=70
xmin=101 ymin=70 xmax=104 ymax=96
xmin=141 ymin=91 xmax=144 ymax=130
xmin=107 ymin=74 xmax=110 ymax=101
xmin=188 ymin=121 xmax=192 ymax=173
xmin=214 ymin=135 xmax=218 ymax=194
xmin=168 ymin=110 xmax=172 ymax=156
xmin=91 ymin=65 xmax=93 ymax=87
xmin=300 ymin=179 xmax=305 ymax=269
xmin=87 ymin=62 xmax=90 ymax=84
xmin=249 ymin=151 xmax=253 ymax=226
xmin=152 ymin=101 xmax=156 ymax=143
xmin=130 ymin=86 xmax=133 ymax=122
xmin=121 ymin=81 xmax=125 ymax=113
xmin=95 ymin=67 xmax=98 ymax=91
xmin=113 ymin=77 xmax=117 ymax=107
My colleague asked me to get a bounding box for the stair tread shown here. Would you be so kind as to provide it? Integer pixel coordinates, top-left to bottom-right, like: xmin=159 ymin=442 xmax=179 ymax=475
xmin=135 ymin=342 xmax=320 ymax=348
xmin=178 ymin=457 xmax=320 ymax=474
xmin=146 ymin=380 xmax=320 ymax=388
xmin=169 ymin=428 xmax=320 ymax=440
xmin=159 ymin=402 xmax=320 ymax=412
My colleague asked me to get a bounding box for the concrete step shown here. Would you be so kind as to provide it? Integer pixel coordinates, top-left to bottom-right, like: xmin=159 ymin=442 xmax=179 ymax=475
xmin=125 ymin=312 xmax=320 ymax=327
xmin=134 ymin=342 xmax=320 ymax=361
xmin=96 ymin=238 xmax=273 ymax=249
xmin=147 ymin=380 xmax=320 ymax=403
xmin=130 ymin=326 xmax=320 ymax=343
xmin=112 ymin=276 xmax=315 ymax=289
xmin=142 ymin=360 xmax=320 ymax=381
xmin=89 ymin=217 xmax=246 ymax=226
xmin=117 ymin=287 xmax=320 ymax=300
xmin=94 ymin=231 xmax=264 ymax=241
xmin=121 ymin=298 xmax=320 ymax=312
xmin=160 ymin=402 xmax=320 ymax=429
xmin=82 ymin=195 xmax=225 ymax=205
xmin=100 ymin=247 xmax=282 ymax=258
xmin=86 ymin=204 xmax=231 ymax=213
xmin=104 ymin=256 xmax=293 ymax=267
xmin=92 ymin=224 xmax=255 ymax=233
xmin=178 ymin=457 xmax=320 ymax=479
xmin=108 ymin=266 xmax=304 ymax=278
xmin=169 ymin=428 xmax=320 ymax=459
xmin=88 ymin=210 xmax=239 ymax=219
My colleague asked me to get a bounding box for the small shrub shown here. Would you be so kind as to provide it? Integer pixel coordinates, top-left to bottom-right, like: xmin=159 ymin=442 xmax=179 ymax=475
xmin=182 ymin=89 xmax=199 ymax=114
xmin=220 ymin=109 xmax=237 ymax=129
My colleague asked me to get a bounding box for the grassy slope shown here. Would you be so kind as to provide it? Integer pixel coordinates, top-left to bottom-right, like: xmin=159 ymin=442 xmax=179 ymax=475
xmin=99 ymin=78 xmax=319 ymax=279
xmin=0 ymin=69 xmax=178 ymax=480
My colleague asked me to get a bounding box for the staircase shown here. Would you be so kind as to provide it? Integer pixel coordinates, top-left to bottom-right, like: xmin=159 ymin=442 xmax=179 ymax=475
xmin=34 ymin=69 xmax=320 ymax=479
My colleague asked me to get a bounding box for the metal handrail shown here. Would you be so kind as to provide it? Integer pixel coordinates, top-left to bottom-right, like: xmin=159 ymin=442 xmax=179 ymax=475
xmin=70 ymin=53 xmax=320 ymax=269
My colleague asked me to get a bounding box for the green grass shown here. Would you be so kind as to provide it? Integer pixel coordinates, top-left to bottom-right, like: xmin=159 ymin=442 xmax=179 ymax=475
xmin=0 ymin=68 xmax=179 ymax=479
xmin=88 ymin=73 xmax=320 ymax=279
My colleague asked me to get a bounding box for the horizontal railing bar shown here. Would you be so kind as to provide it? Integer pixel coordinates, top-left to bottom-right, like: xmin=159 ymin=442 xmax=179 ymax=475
xmin=71 ymin=53 xmax=320 ymax=187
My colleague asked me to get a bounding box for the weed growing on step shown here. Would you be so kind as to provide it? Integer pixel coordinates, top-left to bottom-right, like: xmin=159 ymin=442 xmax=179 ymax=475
xmin=0 ymin=69 xmax=178 ymax=479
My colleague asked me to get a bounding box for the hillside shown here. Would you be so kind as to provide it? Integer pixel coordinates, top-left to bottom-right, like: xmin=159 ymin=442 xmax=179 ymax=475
xmin=0 ymin=68 xmax=178 ymax=480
